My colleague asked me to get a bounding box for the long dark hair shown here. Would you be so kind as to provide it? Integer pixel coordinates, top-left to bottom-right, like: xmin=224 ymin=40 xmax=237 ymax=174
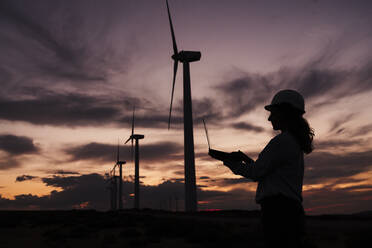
xmin=280 ymin=103 xmax=314 ymax=154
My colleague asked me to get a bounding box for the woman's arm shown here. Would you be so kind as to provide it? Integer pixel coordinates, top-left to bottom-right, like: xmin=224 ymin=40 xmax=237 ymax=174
xmin=224 ymin=135 xmax=286 ymax=181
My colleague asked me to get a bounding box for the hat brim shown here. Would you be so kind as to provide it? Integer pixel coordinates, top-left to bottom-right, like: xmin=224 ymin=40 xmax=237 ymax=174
xmin=264 ymin=104 xmax=277 ymax=111
xmin=264 ymin=104 xmax=305 ymax=114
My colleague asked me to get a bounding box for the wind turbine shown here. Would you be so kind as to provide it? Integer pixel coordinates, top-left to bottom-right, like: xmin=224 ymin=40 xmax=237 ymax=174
xmin=105 ymin=172 xmax=117 ymax=210
xmin=166 ymin=0 xmax=200 ymax=212
xmin=125 ymin=106 xmax=144 ymax=210
xmin=115 ymin=140 xmax=126 ymax=210
xmin=108 ymin=171 xmax=118 ymax=210
xmin=108 ymin=141 xmax=126 ymax=210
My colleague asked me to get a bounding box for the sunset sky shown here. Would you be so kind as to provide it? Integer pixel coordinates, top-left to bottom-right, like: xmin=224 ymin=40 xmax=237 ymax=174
xmin=1 ymin=0 xmax=372 ymax=214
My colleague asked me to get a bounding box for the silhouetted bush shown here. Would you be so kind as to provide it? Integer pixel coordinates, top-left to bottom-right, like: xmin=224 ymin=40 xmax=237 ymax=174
xmin=102 ymin=233 xmax=118 ymax=244
xmin=0 ymin=210 xmax=370 ymax=248
xmin=345 ymin=231 xmax=371 ymax=248
xmin=68 ymin=224 xmax=92 ymax=238
xmin=120 ymin=227 xmax=142 ymax=237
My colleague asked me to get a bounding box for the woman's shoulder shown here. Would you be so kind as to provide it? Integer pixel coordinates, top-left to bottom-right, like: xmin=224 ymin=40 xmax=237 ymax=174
xmin=260 ymin=132 xmax=300 ymax=158
xmin=271 ymin=132 xmax=299 ymax=148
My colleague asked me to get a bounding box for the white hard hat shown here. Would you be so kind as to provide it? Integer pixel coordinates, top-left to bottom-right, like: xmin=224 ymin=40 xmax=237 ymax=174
xmin=265 ymin=89 xmax=305 ymax=114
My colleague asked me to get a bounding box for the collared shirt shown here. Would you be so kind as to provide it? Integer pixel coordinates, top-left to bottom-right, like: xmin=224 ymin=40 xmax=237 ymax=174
xmin=237 ymin=132 xmax=304 ymax=204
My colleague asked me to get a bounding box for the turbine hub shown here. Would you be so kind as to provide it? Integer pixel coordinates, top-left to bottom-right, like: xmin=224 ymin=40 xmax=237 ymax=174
xmin=132 ymin=134 xmax=145 ymax=140
xmin=172 ymin=51 xmax=201 ymax=63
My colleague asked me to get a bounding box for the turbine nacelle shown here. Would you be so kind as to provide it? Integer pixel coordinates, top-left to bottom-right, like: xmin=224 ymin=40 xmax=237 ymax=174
xmin=172 ymin=51 xmax=201 ymax=63
xmin=126 ymin=134 xmax=145 ymax=143
xmin=131 ymin=134 xmax=145 ymax=140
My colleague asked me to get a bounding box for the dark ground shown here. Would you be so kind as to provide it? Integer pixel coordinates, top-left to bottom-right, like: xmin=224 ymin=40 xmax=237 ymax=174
xmin=0 ymin=210 xmax=371 ymax=248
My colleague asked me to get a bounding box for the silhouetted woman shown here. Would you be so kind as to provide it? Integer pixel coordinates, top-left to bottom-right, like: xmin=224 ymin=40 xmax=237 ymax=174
xmin=223 ymin=89 xmax=314 ymax=248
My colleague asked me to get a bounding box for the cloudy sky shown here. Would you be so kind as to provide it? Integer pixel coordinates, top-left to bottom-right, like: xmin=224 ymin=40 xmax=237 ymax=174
xmin=1 ymin=0 xmax=372 ymax=214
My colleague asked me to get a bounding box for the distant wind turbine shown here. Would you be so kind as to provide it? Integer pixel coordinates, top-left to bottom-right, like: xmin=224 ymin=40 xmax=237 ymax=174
xmin=166 ymin=0 xmax=200 ymax=212
xmin=116 ymin=140 xmax=126 ymax=210
xmin=125 ymin=106 xmax=144 ymax=210
xmin=106 ymin=172 xmax=117 ymax=210
xmin=108 ymin=141 xmax=126 ymax=210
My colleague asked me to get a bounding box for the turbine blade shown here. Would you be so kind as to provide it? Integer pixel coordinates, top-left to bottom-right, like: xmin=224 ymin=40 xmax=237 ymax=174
xmin=166 ymin=0 xmax=178 ymax=55
xmin=124 ymin=137 xmax=131 ymax=144
xmin=131 ymin=105 xmax=135 ymax=137
xmin=131 ymin=138 xmax=134 ymax=161
xmin=168 ymin=60 xmax=178 ymax=129
xmin=112 ymin=164 xmax=117 ymax=176
xmin=117 ymin=139 xmax=120 ymax=162
xmin=203 ymin=119 xmax=211 ymax=150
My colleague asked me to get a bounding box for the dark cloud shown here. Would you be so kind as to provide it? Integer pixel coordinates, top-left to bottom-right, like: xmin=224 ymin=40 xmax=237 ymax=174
xmin=118 ymin=97 xmax=224 ymax=130
xmin=165 ymin=178 xmax=184 ymax=183
xmin=0 ymin=87 xmax=182 ymax=129
xmin=51 ymin=170 xmax=80 ymax=175
xmin=215 ymin=74 xmax=273 ymax=118
xmin=0 ymin=1 xmax=76 ymax=63
xmin=215 ymin=178 xmax=252 ymax=187
xmin=329 ymin=177 xmax=369 ymax=187
xmin=314 ymin=138 xmax=368 ymax=150
xmin=0 ymin=0 xmax=131 ymax=93
xmin=0 ymin=157 xmax=20 ymax=170
xmin=197 ymin=176 xmax=255 ymax=188
xmin=0 ymin=173 xmax=108 ymax=210
xmin=351 ymin=123 xmax=372 ymax=137
xmin=282 ymin=68 xmax=346 ymax=102
xmin=231 ymin=122 xmax=265 ymax=133
xmin=140 ymin=180 xmax=257 ymax=210
xmin=0 ymin=134 xmax=39 ymax=155
xmin=139 ymin=142 xmax=183 ymax=162
xmin=196 ymin=151 xmax=216 ymax=162
xmin=215 ymin=41 xmax=372 ymax=119
xmin=172 ymin=170 xmax=184 ymax=176
xmin=217 ymin=61 xmax=372 ymax=118
xmin=199 ymin=176 xmax=210 ymax=180
xmin=42 ymin=175 xmax=81 ymax=189
xmin=303 ymin=184 xmax=372 ymax=215
xmin=304 ymin=150 xmax=372 ymax=184
xmin=15 ymin=175 xmax=37 ymax=182
xmin=0 ymin=172 xmax=371 ymax=214
xmin=327 ymin=113 xmax=356 ymax=134
xmin=1 ymin=1 xmax=371 ymax=130
xmin=120 ymin=112 xmax=182 ymax=130
xmin=0 ymin=1 xmax=145 ymax=129
xmin=0 ymin=173 xmax=257 ymax=211
xmin=192 ymin=98 xmax=219 ymax=117
xmin=64 ymin=141 xmax=183 ymax=163
xmin=0 ymin=92 xmax=122 ymax=127
xmin=0 ymin=88 xmax=221 ymax=129
xmin=310 ymin=62 xmax=371 ymax=102
xmin=64 ymin=142 xmax=119 ymax=163
xmin=192 ymin=98 xmax=224 ymax=125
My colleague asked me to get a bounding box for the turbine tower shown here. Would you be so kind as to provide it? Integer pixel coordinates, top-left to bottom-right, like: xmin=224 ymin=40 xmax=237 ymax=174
xmin=108 ymin=144 xmax=124 ymax=211
xmin=166 ymin=0 xmax=200 ymax=212
xmin=110 ymin=173 xmax=118 ymax=210
xmin=115 ymin=141 xmax=126 ymax=210
xmin=125 ymin=106 xmax=144 ymax=210
xmin=106 ymin=172 xmax=117 ymax=210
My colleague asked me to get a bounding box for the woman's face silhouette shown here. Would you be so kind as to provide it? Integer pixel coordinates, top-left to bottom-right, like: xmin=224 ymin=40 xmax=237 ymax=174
xmin=268 ymin=107 xmax=287 ymax=131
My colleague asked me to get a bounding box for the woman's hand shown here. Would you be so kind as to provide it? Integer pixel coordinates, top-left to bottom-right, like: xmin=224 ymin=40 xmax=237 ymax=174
xmin=230 ymin=151 xmax=254 ymax=164
xmin=223 ymin=159 xmax=242 ymax=175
